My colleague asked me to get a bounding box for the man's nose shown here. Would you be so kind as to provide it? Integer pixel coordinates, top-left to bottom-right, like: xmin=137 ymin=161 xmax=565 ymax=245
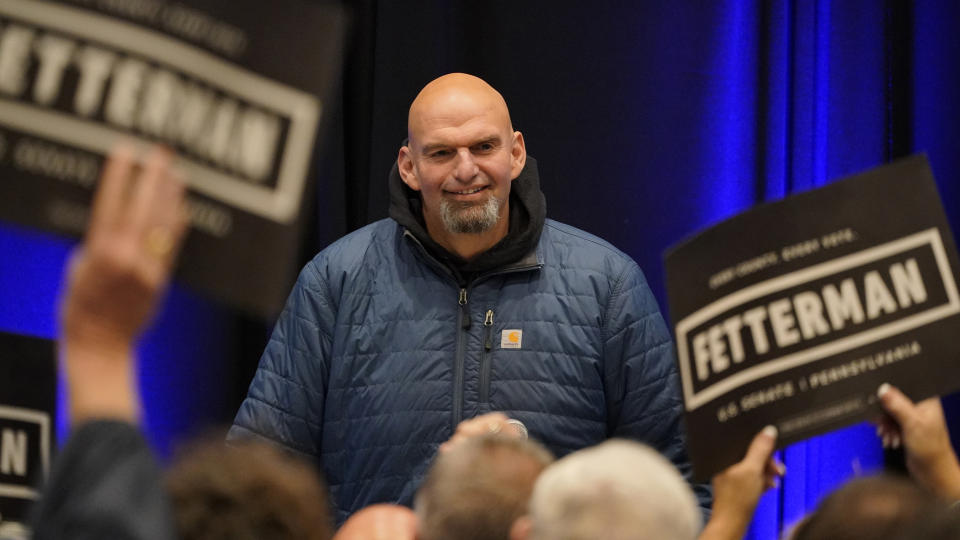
xmin=453 ymin=149 xmax=479 ymax=181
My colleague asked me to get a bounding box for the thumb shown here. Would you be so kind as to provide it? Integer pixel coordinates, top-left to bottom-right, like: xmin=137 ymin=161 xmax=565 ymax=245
xmin=878 ymin=383 xmax=915 ymax=425
xmin=743 ymin=425 xmax=778 ymax=466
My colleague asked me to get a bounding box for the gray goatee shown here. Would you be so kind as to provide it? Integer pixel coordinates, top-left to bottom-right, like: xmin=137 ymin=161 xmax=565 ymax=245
xmin=440 ymin=194 xmax=502 ymax=234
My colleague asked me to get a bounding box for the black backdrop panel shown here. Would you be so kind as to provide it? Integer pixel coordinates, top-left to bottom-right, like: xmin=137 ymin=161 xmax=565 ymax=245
xmin=0 ymin=330 xmax=56 ymax=527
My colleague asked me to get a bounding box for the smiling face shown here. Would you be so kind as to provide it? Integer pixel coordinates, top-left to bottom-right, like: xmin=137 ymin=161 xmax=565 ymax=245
xmin=398 ymin=74 xmax=526 ymax=256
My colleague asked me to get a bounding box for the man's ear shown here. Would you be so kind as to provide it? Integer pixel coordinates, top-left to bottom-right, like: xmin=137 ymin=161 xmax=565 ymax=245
xmin=509 ymin=131 xmax=527 ymax=180
xmin=398 ymin=146 xmax=421 ymax=191
xmin=509 ymin=515 xmax=532 ymax=540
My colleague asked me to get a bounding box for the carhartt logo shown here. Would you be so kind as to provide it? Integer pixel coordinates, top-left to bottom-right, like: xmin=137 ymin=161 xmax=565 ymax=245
xmin=501 ymin=329 xmax=522 ymax=349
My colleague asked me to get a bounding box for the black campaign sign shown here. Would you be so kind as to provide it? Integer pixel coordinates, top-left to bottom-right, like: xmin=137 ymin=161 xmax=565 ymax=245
xmin=664 ymin=155 xmax=960 ymax=480
xmin=0 ymin=0 xmax=346 ymax=316
xmin=0 ymin=412 xmax=50 ymax=500
xmin=0 ymin=331 xmax=55 ymax=527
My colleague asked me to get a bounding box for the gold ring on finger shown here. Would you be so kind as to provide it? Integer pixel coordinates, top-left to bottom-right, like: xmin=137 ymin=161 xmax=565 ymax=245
xmin=145 ymin=227 xmax=174 ymax=258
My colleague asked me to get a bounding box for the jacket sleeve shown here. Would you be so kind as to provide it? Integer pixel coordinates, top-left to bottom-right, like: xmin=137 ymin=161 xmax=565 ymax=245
xmin=228 ymin=259 xmax=334 ymax=460
xmin=30 ymin=420 xmax=176 ymax=540
xmin=603 ymin=261 xmax=714 ymax=516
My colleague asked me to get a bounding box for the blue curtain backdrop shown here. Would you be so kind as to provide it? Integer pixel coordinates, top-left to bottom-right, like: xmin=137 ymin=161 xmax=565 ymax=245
xmin=1 ymin=1 xmax=958 ymax=537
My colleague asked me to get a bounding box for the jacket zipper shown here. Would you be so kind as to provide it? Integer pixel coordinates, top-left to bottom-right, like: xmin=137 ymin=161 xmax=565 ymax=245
xmin=453 ymin=287 xmax=469 ymax=427
xmin=480 ymin=309 xmax=494 ymax=404
xmin=459 ymin=288 xmax=470 ymax=329
xmin=402 ymin=231 xmax=542 ymax=431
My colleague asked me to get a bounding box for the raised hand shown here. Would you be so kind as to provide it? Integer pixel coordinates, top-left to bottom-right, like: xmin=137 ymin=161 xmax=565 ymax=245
xmin=877 ymin=383 xmax=960 ymax=500
xmin=700 ymin=426 xmax=784 ymax=540
xmin=60 ymin=144 xmax=188 ymax=424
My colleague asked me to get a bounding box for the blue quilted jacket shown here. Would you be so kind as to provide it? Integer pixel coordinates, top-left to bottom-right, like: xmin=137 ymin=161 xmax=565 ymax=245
xmin=230 ymin=217 xmax=709 ymax=523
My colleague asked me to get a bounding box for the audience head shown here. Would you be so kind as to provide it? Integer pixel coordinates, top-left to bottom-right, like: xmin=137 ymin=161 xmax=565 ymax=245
xmin=165 ymin=438 xmax=333 ymax=540
xmin=789 ymin=474 xmax=949 ymax=540
xmin=333 ymin=504 xmax=417 ymax=540
xmin=518 ymin=439 xmax=701 ymax=540
xmin=888 ymin=503 xmax=960 ymax=540
xmin=415 ymin=433 xmax=554 ymax=540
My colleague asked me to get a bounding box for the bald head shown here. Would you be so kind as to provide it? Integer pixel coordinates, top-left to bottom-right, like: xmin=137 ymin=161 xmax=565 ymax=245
xmin=407 ymin=73 xmax=514 ymax=145
xmin=397 ymin=73 xmax=526 ymax=260
xmin=333 ymin=504 xmax=416 ymax=540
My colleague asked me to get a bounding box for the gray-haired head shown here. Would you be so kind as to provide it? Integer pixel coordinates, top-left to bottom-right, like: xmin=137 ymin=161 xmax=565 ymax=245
xmin=526 ymin=439 xmax=701 ymax=540
xmin=415 ymin=433 xmax=554 ymax=540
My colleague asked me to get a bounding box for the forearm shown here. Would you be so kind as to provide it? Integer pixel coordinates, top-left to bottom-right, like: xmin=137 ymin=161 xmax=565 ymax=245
xmin=917 ymin=451 xmax=960 ymax=501
xmin=698 ymin=511 xmax=751 ymax=540
xmin=62 ymin=337 xmax=139 ymax=425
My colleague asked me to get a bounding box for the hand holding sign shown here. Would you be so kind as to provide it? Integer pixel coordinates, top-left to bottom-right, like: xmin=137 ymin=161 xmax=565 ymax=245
xmin=877 ymin=384 xmax=960 ymax=501
xmin=699 ymin=426 xmax=784 ymax=540
xmin=60 ymin=144 xmax=187 ymax=424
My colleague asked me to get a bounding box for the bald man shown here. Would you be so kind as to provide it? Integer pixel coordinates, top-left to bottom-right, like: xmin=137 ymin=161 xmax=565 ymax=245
xmin=231 ymin=73 xmax=709 ymax=523
xmin=333 ymin=504 xmax=417 ymax=540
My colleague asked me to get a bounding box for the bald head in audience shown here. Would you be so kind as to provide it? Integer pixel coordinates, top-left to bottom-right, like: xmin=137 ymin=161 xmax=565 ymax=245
xmin=333 ymin=504 xmax=417 ymax=540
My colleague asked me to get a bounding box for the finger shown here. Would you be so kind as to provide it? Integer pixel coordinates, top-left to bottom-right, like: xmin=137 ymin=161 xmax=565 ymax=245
xmin=482 ymin=413 xmax=509 ymax=435
xmin=88 ymin=143 xmax=136 ymax=238
xmin=764 ymin=474 xmax=780 ymax=490
xmin=743 ymin=425 xmax=778 ymax=466
xmin=128 ymin=146 xmax=174 ymax=234
xmin=879 ymin=414 xmax=900 ymax=435
xmin=458 ymin=412 xmax=509 ymax=436
xmin=455 ymin=420 xmax=489 ymax=438
xmin=875 ymin=419 xmax=903 ymax=449
xmin=764 ymin=456 xmax=786 ymax=478
xmin=60 ymin=249 xmax=88 ymax=311
xmin=145 ymin=167 xmax=188 ymax=272
xmin=877 ymin=383 xmax=916 ymax=426
xmin=761 ymin=456 xmax=785 ymax=490
xmin=439 ymin=433 xmax=465 ymax=453
xmin=153 ymin=167 xmax=188 ymax=235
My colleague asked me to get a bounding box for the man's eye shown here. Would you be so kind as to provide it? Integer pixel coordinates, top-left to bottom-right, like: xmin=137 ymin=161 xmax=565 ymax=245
xmin=430 ymin=150 xmax=451 ymax=158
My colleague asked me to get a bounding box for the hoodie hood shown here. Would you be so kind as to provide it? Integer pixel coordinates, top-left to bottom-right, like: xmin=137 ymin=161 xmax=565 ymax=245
xmin=388 ymin=156 xmax=547 ymax=279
